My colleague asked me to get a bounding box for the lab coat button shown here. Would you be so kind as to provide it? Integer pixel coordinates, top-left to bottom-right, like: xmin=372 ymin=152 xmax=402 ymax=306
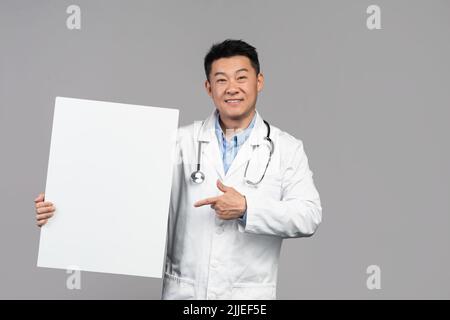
xmin=216 ymin=227 xmax=224 ymax=234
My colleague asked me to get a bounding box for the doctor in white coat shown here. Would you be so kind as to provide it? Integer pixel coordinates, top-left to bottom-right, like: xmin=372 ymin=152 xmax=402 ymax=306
xmin=161 ymin=39 xmax=322 ymax=300
xmin=34 ymin=39 xmax=322 ymax=300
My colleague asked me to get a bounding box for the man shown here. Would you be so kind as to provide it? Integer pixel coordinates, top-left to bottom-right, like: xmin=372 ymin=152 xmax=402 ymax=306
xmin=35 ymin=39 xmax=322 ymax=299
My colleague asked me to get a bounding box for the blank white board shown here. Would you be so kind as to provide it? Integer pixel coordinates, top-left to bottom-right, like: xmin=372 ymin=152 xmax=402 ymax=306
xmin=37 ymin=97 xmax=179 ymax=278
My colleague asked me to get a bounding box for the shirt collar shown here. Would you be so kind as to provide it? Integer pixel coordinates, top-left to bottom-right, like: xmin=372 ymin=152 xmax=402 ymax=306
xmin=214 ymin=109 xmax=256 ymax=146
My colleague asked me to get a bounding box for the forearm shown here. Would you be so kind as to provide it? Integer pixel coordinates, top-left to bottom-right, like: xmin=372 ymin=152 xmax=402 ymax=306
xmin=241 ymin=194 xmax=322 ymax=238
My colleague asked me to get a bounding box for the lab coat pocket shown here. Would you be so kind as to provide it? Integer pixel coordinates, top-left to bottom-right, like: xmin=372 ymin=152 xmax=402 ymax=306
xmin=231 ymin=283 xmax=276 ymax=300
xmin=162 ymin=272 xmax=196 ymax=300
xmin=250 ymin=174 xmax=283 ymax=201
xmin=261 ymin=174 xmax=282 ymax=186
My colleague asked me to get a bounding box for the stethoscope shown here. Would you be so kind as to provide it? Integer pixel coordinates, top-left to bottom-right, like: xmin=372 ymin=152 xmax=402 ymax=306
xmin=190 ymin=119 xmax=274 ymax=185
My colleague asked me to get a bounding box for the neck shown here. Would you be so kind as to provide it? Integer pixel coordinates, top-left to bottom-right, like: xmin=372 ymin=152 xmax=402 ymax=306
xmin=218 ymin=109 xmax=256 ymax=136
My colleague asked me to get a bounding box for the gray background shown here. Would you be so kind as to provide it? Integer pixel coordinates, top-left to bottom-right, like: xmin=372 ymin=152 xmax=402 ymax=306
xmin=1 ymin=0 xmax=449 ymax=299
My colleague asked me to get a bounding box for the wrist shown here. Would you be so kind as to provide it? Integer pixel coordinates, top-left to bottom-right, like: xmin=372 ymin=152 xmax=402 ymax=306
xmin=241 ymin=195 xmax=247 ymax=216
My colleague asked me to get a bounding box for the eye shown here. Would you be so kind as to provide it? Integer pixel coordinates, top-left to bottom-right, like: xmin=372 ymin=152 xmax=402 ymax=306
xmin=237 ymin=76 xmax=247 ymax=81
xmin=216 ymin=79 xmax=226 ymax=83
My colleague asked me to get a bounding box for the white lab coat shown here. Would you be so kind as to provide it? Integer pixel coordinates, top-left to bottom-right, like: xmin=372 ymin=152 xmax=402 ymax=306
xmin=161 ymin=109 xmax=322 ymax=300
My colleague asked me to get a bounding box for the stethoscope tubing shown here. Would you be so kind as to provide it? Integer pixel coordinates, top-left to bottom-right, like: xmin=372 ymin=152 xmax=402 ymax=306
xmin=190 ymin=119 xmax=272 ymax=185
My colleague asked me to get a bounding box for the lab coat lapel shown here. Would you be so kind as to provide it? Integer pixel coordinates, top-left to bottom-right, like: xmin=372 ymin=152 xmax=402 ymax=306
xmin=224 ymin=111 xmax=265 ymax=179
xmin=197 ymin=110 xmax=225 ymax=181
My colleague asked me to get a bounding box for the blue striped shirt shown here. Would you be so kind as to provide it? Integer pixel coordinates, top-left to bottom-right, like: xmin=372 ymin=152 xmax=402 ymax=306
xmin=214 ymin=112 xmax=256 ymax=174
xmin=214 ymin=111 xmax=256 ymax=224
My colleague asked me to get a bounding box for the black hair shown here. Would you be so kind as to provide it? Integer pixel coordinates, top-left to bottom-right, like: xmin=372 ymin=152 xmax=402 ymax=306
xmin=204 ymin=39 xmax=260 ymax=80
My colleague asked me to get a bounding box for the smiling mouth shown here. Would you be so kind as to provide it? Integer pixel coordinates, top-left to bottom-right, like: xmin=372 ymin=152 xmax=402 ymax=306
xmin=224 ymin=99 xmax=244 ymax=105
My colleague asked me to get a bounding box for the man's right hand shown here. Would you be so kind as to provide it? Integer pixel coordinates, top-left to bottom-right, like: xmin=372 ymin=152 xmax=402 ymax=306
xmin=34 ymin=193 xmax=55 ymax=227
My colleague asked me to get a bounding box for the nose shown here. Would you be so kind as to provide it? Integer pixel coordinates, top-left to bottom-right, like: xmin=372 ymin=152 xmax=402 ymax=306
xmin=225 ymin=80 xmax=240 ymax=96
xmin=226 ymin=88 xmax=239 ymax=96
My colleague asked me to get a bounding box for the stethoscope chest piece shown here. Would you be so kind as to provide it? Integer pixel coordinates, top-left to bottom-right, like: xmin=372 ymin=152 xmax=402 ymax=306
xmin=190 ymin=118 xmax=273 ymax=185
xmin=191 ymin=170 xmax=205 ymax=184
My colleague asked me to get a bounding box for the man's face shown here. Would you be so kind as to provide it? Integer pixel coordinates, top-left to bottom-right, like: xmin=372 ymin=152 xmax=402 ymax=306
xmin=205 ymin=55 xmax=264 ymax=122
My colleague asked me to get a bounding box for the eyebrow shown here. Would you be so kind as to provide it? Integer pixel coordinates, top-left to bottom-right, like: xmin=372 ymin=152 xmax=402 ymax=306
xmin=213 ymin=68 xmax=249 ymax=77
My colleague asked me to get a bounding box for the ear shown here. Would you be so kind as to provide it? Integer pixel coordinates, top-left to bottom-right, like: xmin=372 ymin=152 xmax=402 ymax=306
xmin=205 ymin=79 xmax=212 ymax=97
xmin=257 ymin=72 xmax=264 ymax=93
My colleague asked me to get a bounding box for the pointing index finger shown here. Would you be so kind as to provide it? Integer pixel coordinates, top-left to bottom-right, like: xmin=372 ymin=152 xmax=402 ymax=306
xmin=194 ymin=196 xmax=220 ymax=207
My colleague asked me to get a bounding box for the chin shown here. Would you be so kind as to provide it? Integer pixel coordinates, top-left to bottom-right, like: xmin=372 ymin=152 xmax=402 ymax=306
xmin=219 ymin=106 xmax=249 ymax=118
xmin=221 ymin=110 xmax=245 ymax=120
